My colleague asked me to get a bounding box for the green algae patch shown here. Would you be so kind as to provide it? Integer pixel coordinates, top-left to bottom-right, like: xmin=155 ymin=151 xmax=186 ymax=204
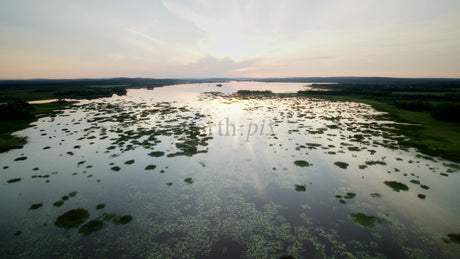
xmin=384 ymin=181 xmax=409 ymax=192
xmin=295 ymin=184 xmax=306 ymax=192
xmin=184 ymin=178 xmax=193 ymax=184
xmin=350 ymin=212 xmax=383 ymax=228
xmin=145 ymin=165 xmax=156 ymax=170
xmin=78 ymin=220 xmax=103 ymax=236
xmin=96 ymin=203 xmax=105 ymax=210
xmin=29 ymin=203 xmax=43 ymax=210
xmin=69 ymin=191 xmax=78 ymax=197
xmin=334 ymin=161 xmax=349 ymax=169
xmin=148 ymin=151 xmax=165 ymax=157
xmin=124 ymin=159 xmax=135 ymax=165
xmin=112 ymin=215 xmax=133 ymax=225
xmin=14 ymin=230 xmax=22 ymax=236
xmin=54 ymin=208 xmax=90 ymax=229
xmin=418 ymin=194 xmax=426 ymax=199
xmin=7 ymin=178 xmax=21 ymax=183
xmin=294 ymin=160 xmax=311 ymax=167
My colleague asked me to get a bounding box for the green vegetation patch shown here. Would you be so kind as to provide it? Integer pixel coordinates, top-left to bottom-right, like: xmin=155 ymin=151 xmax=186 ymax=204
xmin=96 ymin=203 xmax=105 ymax=210
xmin=148 ymin=151 xmax=165 ymax=157
xmin=78 ymin=220 xmax=104 ymax=236
xmin=29 ymin=203 xmax=43 ymax=210
xmin=111 ymin=166 xmax=121 ymax=171
xmin=370 ymin=193 xmax=382 ymax=198
xmin=350 ymin=212 xmax=384 ymax=228
xmin=184 ymin=178 xmax=193 ymax=184
xmin=7 ymin=178 xmax=21 ymax=183
xmin=145 ymin=165 xmax=156 ymax=170
xmin=384 ymin=181 xmax=409 ymax=192
xmin=54 ymin=208 xmax=90 ymax=229
xmin=293 ymin=160 xmax=311 ymax=167
xmin=112 ymin=215 xmax=133 ymax=225
xmin=124 ymin=159 xmax=135 ymax=165
xmin=53 ymin=200 xmax=64 ymax=207
xmin=446 ymin=233 xmax=460 ymax=245
xmin=295 ymin=185 xmax=306 ymax=192
xmin=334 ymin=161 xmax=349 ymax=169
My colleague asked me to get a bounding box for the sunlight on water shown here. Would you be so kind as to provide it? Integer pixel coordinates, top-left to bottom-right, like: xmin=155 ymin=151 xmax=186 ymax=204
xmin=0 ymin=82 xmax=459 ymax=258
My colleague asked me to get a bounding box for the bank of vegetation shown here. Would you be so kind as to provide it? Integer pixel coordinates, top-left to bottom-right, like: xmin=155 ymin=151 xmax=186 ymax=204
xmin=0 ymin=100 xmax=75 ymax=152
xmin=238 ymin=79 xmax=460 ymax=162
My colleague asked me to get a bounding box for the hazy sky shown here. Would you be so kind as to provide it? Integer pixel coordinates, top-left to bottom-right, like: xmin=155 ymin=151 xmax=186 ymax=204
xmin=1 ymin=0 xmax=459 ymax=79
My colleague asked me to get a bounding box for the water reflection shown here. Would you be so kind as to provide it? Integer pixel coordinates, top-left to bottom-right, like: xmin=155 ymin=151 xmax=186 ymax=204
xmin=0 ymin=82 xmax=459 ymax=257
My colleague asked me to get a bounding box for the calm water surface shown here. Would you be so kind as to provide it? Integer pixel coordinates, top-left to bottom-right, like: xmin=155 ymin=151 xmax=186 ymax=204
xmin=1 ymin=82 xmax=459 ymax=258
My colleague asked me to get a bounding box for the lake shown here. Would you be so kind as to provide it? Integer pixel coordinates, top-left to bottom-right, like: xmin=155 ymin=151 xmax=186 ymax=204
xmin=1 ymin=81 xmax=459 ymax=258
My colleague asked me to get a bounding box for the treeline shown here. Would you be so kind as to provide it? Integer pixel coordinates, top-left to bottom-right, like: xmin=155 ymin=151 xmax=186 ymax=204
xmin=298 ymin=83 xmax=460 ymax=123
xmin=0 ymin=78 xmax=223 ymax=100
xmin=0 ymin=100 xmax=33 ymax=120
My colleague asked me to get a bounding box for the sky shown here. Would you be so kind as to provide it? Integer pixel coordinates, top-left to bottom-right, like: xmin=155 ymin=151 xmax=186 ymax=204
xmin=1 ymin=0 xmax=459 ymax=79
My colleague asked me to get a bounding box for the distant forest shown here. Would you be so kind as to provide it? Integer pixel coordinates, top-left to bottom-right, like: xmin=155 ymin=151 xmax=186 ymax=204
xmin=1 ymin=76 xmax=460 ymax=101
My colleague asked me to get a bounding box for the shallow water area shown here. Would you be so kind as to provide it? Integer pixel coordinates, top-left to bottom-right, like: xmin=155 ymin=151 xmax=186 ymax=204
xmin=1 ymin=82 xmax=459 ymax=258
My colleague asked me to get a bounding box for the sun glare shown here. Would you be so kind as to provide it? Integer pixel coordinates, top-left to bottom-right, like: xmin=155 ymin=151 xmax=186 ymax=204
xmin=206 ymin=33 xmax=254 ymax=62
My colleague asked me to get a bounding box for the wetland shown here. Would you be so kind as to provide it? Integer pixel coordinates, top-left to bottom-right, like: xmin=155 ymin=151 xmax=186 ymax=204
xmin=0 ymin=80 xmax=459 ymax=258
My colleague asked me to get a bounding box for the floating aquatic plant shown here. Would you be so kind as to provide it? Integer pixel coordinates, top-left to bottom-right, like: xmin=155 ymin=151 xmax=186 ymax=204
xmin=145 ymin=165 xmax=156 ymax=170
xmin=294 ymin=185 xmax=306 ymax=192
xmin=124 ymin=159 xmax=135 ymax=165
xmin=7 ymin=178 xmax=21 ymax=183
xmin=29 ymin=203 xmax=43 ymax=210
xmin=334 ymin=162 xmax=349 ymax=169
xmin=78 ymin=220 xmax=103 ymax=236
xmin=384 ymin=181 xmax=409 ymax=192
xmin=54 ymin=208 xmax=90 ymax=229
xmin=350 ymin=212 xmax=383 ymax=228
xmin=293 ymin=160 xmax=311 ymax=167
xmin=111 ymin=166 xmax=121 ymax=171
